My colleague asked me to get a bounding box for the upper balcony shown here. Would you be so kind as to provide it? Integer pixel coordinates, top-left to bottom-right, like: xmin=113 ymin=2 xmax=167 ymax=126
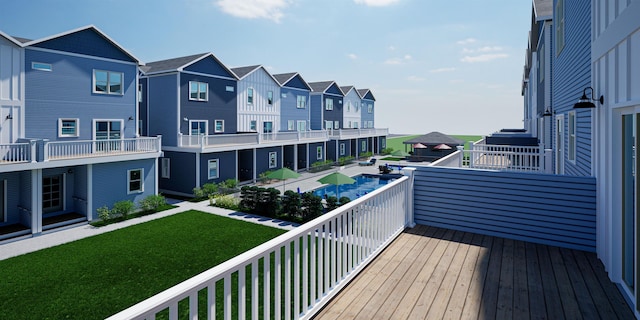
xmin=0 ymin=136 xmax=162 ymax=172
xmin=328 ymin=128 xmax=389 ymax=140
xmin=177 ymin=130 xmax=335 ymax=151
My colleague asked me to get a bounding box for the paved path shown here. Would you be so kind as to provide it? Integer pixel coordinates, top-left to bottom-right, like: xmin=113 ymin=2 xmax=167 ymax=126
xmin=0 ymin=160 xmax=394 ymax=261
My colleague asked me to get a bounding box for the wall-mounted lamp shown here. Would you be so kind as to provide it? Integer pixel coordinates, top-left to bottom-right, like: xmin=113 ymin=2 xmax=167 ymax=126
xmin=542 ymin=107 xmax=552 ymax=117
xmin=5 ymin=114 xmax=13 ymax=120
xmin=128 ymin=116 xmax=134 ymax=121
xmin=183 ymin=117 xmax=189 ymax=122
xmin=574 ymin=87 xmax=604 ymax=109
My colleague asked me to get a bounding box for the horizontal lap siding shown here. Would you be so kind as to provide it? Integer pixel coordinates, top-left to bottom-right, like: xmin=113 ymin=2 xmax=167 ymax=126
xmin=413 ymin=166 xmax=596 ymax=251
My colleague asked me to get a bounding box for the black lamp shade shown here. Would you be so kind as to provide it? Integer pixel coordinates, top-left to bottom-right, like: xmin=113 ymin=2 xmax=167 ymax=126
xmin=574 ymin=94 xmax=596 ymax=109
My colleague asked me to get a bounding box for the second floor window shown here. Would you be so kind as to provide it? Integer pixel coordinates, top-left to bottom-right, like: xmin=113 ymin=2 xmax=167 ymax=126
xmin=190 ymin=120 xmax=207 ymax=135
xmin=325 ymin=98 xmax=333 ymax=110
xmin=94 ymin=70 xmax=123 ymax=95
xmin=297 ymin=95 xmax=306 ymax=109
xmin=248 ymin=88 xmax=254 ymax=104
xmin=59 ymin=118 xmax=79 ymax=137
xmin=189 ymin=81 xmax=208 ymax=101
xmin=250 ymin=120 xmax=257 ymax=131
xmin=268 ymin=91 xmax=274 ymax=105
xmin=214 ymin=120 xmax=224 ymax=133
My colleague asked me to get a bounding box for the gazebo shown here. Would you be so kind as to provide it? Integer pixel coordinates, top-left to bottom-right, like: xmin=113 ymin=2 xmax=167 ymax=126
xmin=402 ymin=132 xmax=464 ymax=162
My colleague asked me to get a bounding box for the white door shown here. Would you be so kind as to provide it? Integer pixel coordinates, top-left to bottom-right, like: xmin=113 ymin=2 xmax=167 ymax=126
xmin=555 ymin=115 xmax=564 ymax=174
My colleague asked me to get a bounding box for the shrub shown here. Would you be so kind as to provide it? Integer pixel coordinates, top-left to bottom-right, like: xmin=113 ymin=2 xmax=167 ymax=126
xmin=359 ymin=151 xmax=373 ymax=159
xmin=112 ymin=200 xmax=136 ymax=220
xmin=381 ymin=148 xmax=394 ymax=155
xmin=258 ymin=171 xmax=273 ymax=184
xmin=326 ymin=196 xmax=340 ymax=212
xmin=202 ymin=183 xmax=218 ymax=196
xmin=338 ymin=156 xmax=355 ymax=166
xmin=311 ymin=160 xmax=334 ymax=172
xmin=219 ymin=179 xmax=238 ymax=192
xmin=281 ymin=190 xmax=302 ymax=218
xmin=138 ymin=194 xmax=166 ymax=212
xmin=301 ymin=192 xmax=323 ymax=221
xmin=193 ymin=187 xmax=206 ymax=199
xmin=239 ymin=186 xmax=259 ymax=212
xmin=339 ymin=196 xmax=351 ymax=206
xmin=97 ymin=205 xmax=111 ymax=221
xmin=211 ymin=194 xmax=240 ymax=210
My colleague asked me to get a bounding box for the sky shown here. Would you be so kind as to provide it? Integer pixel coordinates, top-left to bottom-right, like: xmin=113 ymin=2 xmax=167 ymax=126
xmin=0 ymin=0 xmax=531 ymax=136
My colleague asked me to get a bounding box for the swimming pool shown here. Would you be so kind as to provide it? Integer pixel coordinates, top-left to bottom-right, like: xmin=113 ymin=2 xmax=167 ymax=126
xmin=313 ymin=174 xmax=399 ymax=200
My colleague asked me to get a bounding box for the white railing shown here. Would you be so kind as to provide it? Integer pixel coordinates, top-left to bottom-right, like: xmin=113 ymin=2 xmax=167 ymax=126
xmin=179 ymin=131 xmax=331 ymax=148
xmin=261 ymin=130 xmax=329 ymax=143
xmin=0 ymin=143 xmax=32 ymax=163
xmin=465 ymin=143 xmax=552 ymax=173
xmin=328 ymin=128 xmax=389 ymax=139
xmin=44 ymin=137 xmax=161 ymax=161
xmin=107 ymin=173 xmax=413 ymax=320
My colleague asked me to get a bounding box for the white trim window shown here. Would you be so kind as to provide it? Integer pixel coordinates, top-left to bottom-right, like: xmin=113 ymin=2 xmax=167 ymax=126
xmin=368 ymin=104 xmax=373 ymax=113
xmin=297 ymin=95 xmax=306 ymax=109
xmin=161 ymin=158 xmax=170 ymax=179
xmin=268 ymin=91 xmax=274 ymax=105
xmin=297 ymin=120 xmax=306 ymax=132
xmin=190 ymin=120 xmax=207 ymax=135
xmin=94 ymin=70 xmax=123 ymax=95
xmin=32 ymin=62 xmax=52 ymax=71
xmin=214 ymin=120 xmax=224 ymax=133
xmin=225 ymin=85 xmax=234 ymax=92
xmin=361 ymin=140 xmax=367 ymax=152
xmin=555 ymin=0 xmax=565 ymax=56
xmin=128 ymin=168 xmax=144 ymax=194
xmin=288 ymin=120 xmax=295 ymax=131
xmin=325 ymin=98 xmax=333 ymax=110
xmin=250 ymin=120 xmax=257 ymax=131
xmin=325 ymin=120 xmax=333 ymax=130
xmin=539 ymin=43 xmax=545 ymax=82
xmin=269 ymin=152 xmax=277 ymax=169
xmin=189 ymin=81 xmax=208 ymax=101
xmin=59 ymin=118 xmax=79 ymax=137
xmin=568 ymin=111 xmax=576 ymax=162
xmin=340 ymin=143 xmax=345 ymax=156
xmin=334 ymin=121 xmax=339 ymax=129
xmin=368 ymin=121 xmax=373 ymax=128
xmin=363 ymin=122 xmax=368 ymax=129
xmin=317 ymin=146 xmax=323 ymax=160
xmin=208 ymin=159 xmax=219 ymax=179
xmin=347 ymin=101 xmax=351 ymax=112
xmin=247 ymin=88 xmax=254 ymax=104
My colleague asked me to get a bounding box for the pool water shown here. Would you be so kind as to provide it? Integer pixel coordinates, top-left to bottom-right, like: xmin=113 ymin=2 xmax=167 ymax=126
xmin=313 ymin=174 xmax=398 ymax=200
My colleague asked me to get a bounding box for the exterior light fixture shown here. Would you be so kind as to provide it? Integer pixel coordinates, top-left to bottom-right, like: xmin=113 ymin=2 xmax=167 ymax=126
xmin=128 ymin=116 xmax=134 ymax=121
xmin=5 ymin=114 xmax=12 ymax=120
xmin=542 ymin=107 xmax=552 ymax=117
xmin=574 ymin=87 xmax=604 ymax=109
xmin=183 ymin=117 xmax=189 ymax=122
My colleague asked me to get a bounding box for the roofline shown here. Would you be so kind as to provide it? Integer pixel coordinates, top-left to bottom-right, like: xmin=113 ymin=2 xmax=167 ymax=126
xmin=22 ymin=25 xmax=144 ymax=65
xmin=233 ymin=65 xmax=281 ymax=85
xmin=310 ymin=81 xmax=341 ymax=94
xmin=178 ymin=53 xmax=238 ymax=80
xmin=340 ymin=86 xmax=356 ymax=96
xmin=274 ymin=72 xmax=313 ymax=91
xmin=0 ymin=30 xmax=24 ymax=47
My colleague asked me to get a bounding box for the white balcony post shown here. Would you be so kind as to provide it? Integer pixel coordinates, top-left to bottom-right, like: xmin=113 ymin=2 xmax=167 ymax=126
xmin=200 ymin=134 xmax=205 ymax=151
xmin=29 ymin=140 xmax=37 ymax=163
xmin=178 ymin=133 xmax=183 ymax=147
xmin=402 ymin=167 xmax=416 ymax=228
xmin=457 ymin=145 xmax=464 ymax=167
xmin=157 ymin=135 xmax=163 ymax=152
xmin=544 ymin=149 xmax=553 ymax=173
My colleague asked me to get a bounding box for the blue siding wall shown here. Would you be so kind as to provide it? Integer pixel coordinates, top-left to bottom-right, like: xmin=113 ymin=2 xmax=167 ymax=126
xmin=297 ymin=144 xmax=308 ymax=169
xmin=0 ymin=172 xmax=25 ymax=225
xmin=280 ymin=87 xmax=310 ymax=131
xmin=361 ymin=99 xmax=374 ymax=127
xmin=180 ymin=74 xmax=237 ymax=134
xmin=553 ymin=0 xmax=592 ymax=176
xmin=159 ymin=151 xmax=196 ymax=195
xmin=310 ymin=95 xmax=323 ymax=130
xmin=92 ymin=159 xmax=157 ymax=219
xmin=413 ymin=166 xmax=597 ymax=251
xmin=25 ymin=49 xmax=138 ymax=140
xmin=147 ymin=74 xmax=179 ymax=146
xmin=309 ymin=142 xmax=325 ymax=164
xmin=323 ymin=95 xmax=343 ymax=128
xmin=199 ymin=151 xmax=236 ymax=186
xmin=256 ymin=147 xmax=281 ymax=177
xmin=325 ymin=83 xmax=343 ymax=96
xmin=31 ymin=28 xmax=135 ymax=63
xmin=184 ymin=57 xmax=235 ymax=78
xmin=285 ymin=75 xmax=310 ymax=90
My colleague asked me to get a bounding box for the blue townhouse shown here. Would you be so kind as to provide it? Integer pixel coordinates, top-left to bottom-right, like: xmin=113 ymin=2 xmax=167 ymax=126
xmin=309 ymin=81 xmax=344 ymax=131
xmin=231 ymin=65 xmax=281 ymax=134
xmin=340 ymin=86 xmax=361 ymax=129
xmin=0 ymin=26 xmax=162 ymax=241
xmin=358 ymin=88 xmax=376 ymax=130
xmin=273 ymin=72 xmax=312 ymax=132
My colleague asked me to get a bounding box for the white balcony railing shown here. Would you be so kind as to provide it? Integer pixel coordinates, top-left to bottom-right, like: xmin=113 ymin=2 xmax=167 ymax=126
xmin=328 ymin=128 xmax=389 ymax=140
xmin=0 ymin=142 xmax=32 ymax=164
xmin=179 ymin=131 xmax=331 ymax=148
xmin=467 ymin=143 xmax=551 ymax=173
xmin=44 ymin=137 xmax=161 ymax=161
xmin=107 ymin=170 xmax=415 ymax=320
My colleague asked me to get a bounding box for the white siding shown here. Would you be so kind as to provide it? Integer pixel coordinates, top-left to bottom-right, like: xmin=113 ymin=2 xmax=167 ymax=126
xmin=342 ymin=89 xmax=361 ymax=128
xmin=236 ymin=68 xmax=281 ymax=132
xmin=0 ymin=38 xmax=24 ymax=143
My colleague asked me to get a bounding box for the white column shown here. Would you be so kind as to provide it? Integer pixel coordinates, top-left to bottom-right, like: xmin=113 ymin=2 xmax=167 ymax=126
xmin=31 ymin=169 xmax=42 ymax=234
xmin=87 ymin=164 xmax=93 ymax=221
xmin=195 ymin=153 xmax=201 ymax=189
xmin=402 ymin=167 xmax=416 ymax=228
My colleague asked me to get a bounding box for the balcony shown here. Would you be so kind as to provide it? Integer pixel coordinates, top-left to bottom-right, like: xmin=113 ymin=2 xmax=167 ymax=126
xmin=328 ymin=128 xmax=389 ymax=140
xmin=177 ymin=131 xmax=331 ymax=151
xmin=44 ymin=137 xmax=162 ymax=161
xmin=0 ymin=142 xmax=33 ymax=164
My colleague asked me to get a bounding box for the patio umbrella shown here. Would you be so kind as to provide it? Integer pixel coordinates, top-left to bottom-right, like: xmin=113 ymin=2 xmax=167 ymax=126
xmin=412 ymin=143 xmax=427 ymax=149
xmin=433 ymin=143 xmax=452 ymax=150
xmin=391 ymin=150 xmax=411 ymax=158
xmin=317 ymin=172 xmax=356 ymax=199
xmin=267 ymin=167 xmax=301 ymax=191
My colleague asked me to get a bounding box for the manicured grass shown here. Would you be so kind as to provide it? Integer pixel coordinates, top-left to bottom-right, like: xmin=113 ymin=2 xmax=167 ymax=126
xmin=0 ymin=211 xmax=286 ymax=320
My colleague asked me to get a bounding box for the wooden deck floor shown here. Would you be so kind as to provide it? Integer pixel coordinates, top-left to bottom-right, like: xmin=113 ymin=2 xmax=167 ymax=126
xmin=314 ymin=225 xmax=633 ymax=320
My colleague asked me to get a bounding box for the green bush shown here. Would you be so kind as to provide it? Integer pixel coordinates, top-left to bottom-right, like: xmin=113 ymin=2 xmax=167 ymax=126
xmin=381 ymin=148 xmax=394 ymax=155
xmin=359 ymin=151 xmax=373 ymax=159
xmin=281 ymin=190 xmax=302 ymax=218
xmin=97 ymin=205 xmax=111 ymax=221
xmin=339 ymin=196 xmax=351 ymax=206
xmin=211 ymin=194 xmax=240 ymax=210
xmin=112 ymin=200 xmax=136 ymax=220
xmin=326 ymin=196 xmax=340 ymax=212
xmin=239 ymin=186 xmax=259 ymax=212
xmin=219 ymin=179 xmax=239 ymax=193
xmin=338 ymin=156 xmax=355 ymax=166
xmin=192 ymin=187 xmax=205 ymax=199
xmin=301 ymin=192 xmax=323 ymax=221
xmin=311 ymin=160 xmax=334 ymax=172
xmin=138 ymin=194 xmax=166 ymax=212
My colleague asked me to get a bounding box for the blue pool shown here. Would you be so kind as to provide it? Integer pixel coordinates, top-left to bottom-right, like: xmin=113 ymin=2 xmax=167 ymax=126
xmin=313 ymin=174 xmax=399 ymax=200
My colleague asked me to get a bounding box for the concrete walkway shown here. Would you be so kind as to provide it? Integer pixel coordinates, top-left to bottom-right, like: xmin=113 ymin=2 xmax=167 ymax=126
xmin=0 ymin=160 xmax=395 ymax=261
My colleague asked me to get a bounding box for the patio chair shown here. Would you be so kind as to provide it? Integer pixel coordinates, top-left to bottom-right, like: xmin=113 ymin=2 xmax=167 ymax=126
xmin=359 ymin=158 xmax=377 ymax=166
xmin=379 ymin=164 xmax=391 ymax=174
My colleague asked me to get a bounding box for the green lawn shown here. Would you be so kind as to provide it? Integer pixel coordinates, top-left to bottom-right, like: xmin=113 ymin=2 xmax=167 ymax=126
xmin=386 ymin=134 xmax=483 ymax=153
xmin=0 ymin=211 xmax=286 ymax=320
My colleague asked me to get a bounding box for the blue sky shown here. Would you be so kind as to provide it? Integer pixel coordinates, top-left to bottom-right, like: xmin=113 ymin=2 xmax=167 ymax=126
xmin=0 ymin=0 xmax=531 ymax=136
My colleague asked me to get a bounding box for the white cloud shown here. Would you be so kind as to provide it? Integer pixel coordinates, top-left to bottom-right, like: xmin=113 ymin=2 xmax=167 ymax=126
xmin=477 ymin=46 xmax=503 ymax=52
xmin=456 ymin=38 xmax=477 ymax=45
xmin=430 ymin=67 xmax=456 ymax=73
xmin=403 ymin=54 xmax=412 ymax=60
xmin=388 ymin=45 xmax=396 ymax=51
xmin=216 ymin=0 xmax=290 ymax=23
xmin=407 ymin=75 xmax=425 ymax=81
xmin=384 ymin=54 xmax=412 ymax=65
xmin=354 ymin=0 xmax=400 ymax=6
xmin=460 ymin=53 xmax=509 ymax=63
xmin=347 ymin=53 xmax=358 ymax=60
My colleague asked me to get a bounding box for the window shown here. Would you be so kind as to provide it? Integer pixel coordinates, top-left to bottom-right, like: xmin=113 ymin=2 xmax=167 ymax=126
xmin=190 ymin=120 xmax=207 ymax=135
xmin=325 ymin=120 xmax=333 ymax=130
xmin=247 ymin=88 xmax=254 ymax=104
xmin=348 ymin=121 xmax=352 ymax=128
xmin=361 ymin=140 xmax=367 ymax=152
xmin=368 ymin=121 xmax=373 ymax=128
xmin=214 ymin=120 xmax=224 ymax=133
xmin=269 ymin=152 xmax=277 ymax=168
xmin=555 ymin=0 xmax=565 ymax=56
xmin=263 ymin=121 xmax=273 ymax=133
xmin=340 ymin=143 xmax=345 ymax=156
xmin=281 ymin=93 xmax=287 ymax=98
xmin=95 ymin=120 xmax=121 ymax=140
xmin=325 ymin=98 xmax=333 ymax=110
xmin=368 ymin=104 xmax=373 ymax=113
xmin=297 ymin=95 xmax=306 ymax=109
xmin=354 ymin=121 xmax=359 ymax=129
xmin=225 ymin=86 xmax=234 ymax=92
xmin=138 ymin=84 xmax=143 ymax=102
xmin=268 ymin=91 xmax=274 ymax=105
xmin=347 ymin=101 xmax=351 ymax=112
xmin=297 ymin=121 xmax=306 ymax=131
xmin=59 ymin=118 xmax=79 ymax=137
xmin=317 ymin=146 xmax=323 ymax=160
xmin=32 ymin=62 xmax=52 ymax=71
xmin=288 ymin=120 xmax=295 ymax=131
xmin=363 ymin=122 xmax=368 ymax=129
xmin=250 ymin=120 xmax=257 ymax=131
xmin=128 ymin=169 xmax=143 ymax=194
xmin=568 ymin=111 xmax=575 ymax=162
xmin=94 ymin=70 xmax=123 ymax=95
xmin=161 ymin=158 xmax=170 ymax=179
xmin=334 ymin=121 xmax=339 ymax=129
xmin=208 ymin=159 xmax=219 ymax=179
xmin=189 ymin=81 xmax=208 ymax=101
xmin=539 ymin=43 xmax=545 ymax=82
xmin=355 ymin=102 xmax=360 ymax=112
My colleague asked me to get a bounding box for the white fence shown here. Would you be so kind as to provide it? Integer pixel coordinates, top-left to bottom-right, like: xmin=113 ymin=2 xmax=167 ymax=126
xmin=328 ymin=128 xmax=389 ymax=139
xmin=107 ymin=172 xmax=413 ymax=320
xmin=466 ymin=143 xmax=552 ymax=173
xmin=0 ymin=142 xmax=32 ymax=163
xmin=44 ymin=137 xmax=161 ymax=161
xmin=179 ymin=131 xmax=330 ymax=148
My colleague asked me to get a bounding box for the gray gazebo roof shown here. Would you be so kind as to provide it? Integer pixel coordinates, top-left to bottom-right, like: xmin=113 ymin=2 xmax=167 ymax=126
xmin=403 ymin=132 xmax=464 ymax=146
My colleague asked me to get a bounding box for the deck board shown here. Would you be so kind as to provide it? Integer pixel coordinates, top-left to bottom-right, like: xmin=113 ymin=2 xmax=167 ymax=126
xmin=313 ymin=225 xmax=633 ymax=320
